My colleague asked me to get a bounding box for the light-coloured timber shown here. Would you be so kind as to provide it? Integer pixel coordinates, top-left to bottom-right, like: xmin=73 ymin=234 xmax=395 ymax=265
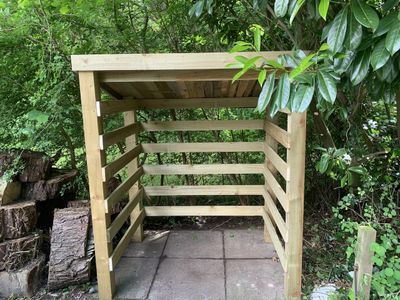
xmin=143 ymin=164 xmax=264 ymax=175
xmin=144 ymin=185 xmax=264 ymax=196
xmin=263 ymin=166 xmax=288 ymax=211
xmin=71 ymin=51 xmax=291 ymax=71
xmin=284 ymin=112 xmax=307 ymax=300
xmin=107 ymin=189 xmax=143 ymax=242
xmin=98 ymin=97 xmax=258 ymax=115
xmin=78 ymin=72 xmax=115 ymax=299
xmin=105 ymin=167 xmax=143 ymax=213
xmin=109 ymin=209 xmax=145 ymax=271
xmin=141 ymin=120 xmax=264 ymax=131
xmin=142 ymin=142 xmax=264 ymax=153
xmin=99 ymin=123 xmax=142 ymax=150
xmin=264 ymin=143 xmax=289 ymax=180
xmin=262 ymin=188 xmax=288 ymax=242
xmin=102 ymin=144 xmax=142 ymax=182
xmin=264 ymin=120 xmax=290 ymax=148
xmin=144 ymin=205 xmax=264 ymax=217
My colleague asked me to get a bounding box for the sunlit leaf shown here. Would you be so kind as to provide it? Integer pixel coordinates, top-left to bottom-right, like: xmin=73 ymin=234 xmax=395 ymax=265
xmin=291 ymin=84 xmax=314 ymax=112
xmin=385 ymin=25 xmax=400 ymax=55
xmin=274 ymin=73 xmax=291 ymax=109
xmin=257 ymin=71 xmax=276 ymax=112
xmin=274 ymin=0 xmax=289 ymax=17
xmin=317 ymin=71 xmax=337 ymax=103
xmin=289 ymin=53 xmax=316 ymax=79
xmin=258 ymin=69 xmax=267 ymax=86
xmin=371 ymin=38 xmax=390 ymax=70
xmin=318 ymin=0 xmax=330 ymax=20
xmin=351 ymin=0 xmax=379 ymax=31
xmin=289 ymin=0 xmax=305 ymax=25
xmin=327 ymin=7 xmax=348 ymax=54
xmin=345 ymin=14 xmax=362 ymax=50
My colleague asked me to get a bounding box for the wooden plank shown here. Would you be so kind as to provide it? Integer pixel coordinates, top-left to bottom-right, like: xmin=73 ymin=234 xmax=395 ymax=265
xmin=105 ymin=167 xmax=144 ymax=213
xmin=262 ymin=188 xmax=288 ymax=242
xmin=262 ymin=209 xmax=287 ymax=272
xmin=102 ymin=144 xmax=143 ymax=182
xmin=98 ymin=97 xmax=258 ymax=115
xmin=144 ymin=205 xmax=264 ymax=217
xmin=284 ymin=112 xmax=307 ymax=300
xmin=107 ymin=189 xmax=143 ymax=242
xmin=353 ymin=226 xmax=376 ymax=300
xmin=264 ymin=143 xmax=289 ymax=180
xmin=109 ymin=210 xmax=144 ymax=271
xmin=71 ymin=51 xmax=291 ymax=71
xmin=99 ymin=123 xmax=142 ymax=150
xmin=78 ymin=72 xmax=115 ymax=299
xmin=263 ymin=167 xmax=288 ymax=212
xmin=144 ymin=185 xmax=264 ymax=196
xmin=142 ymin=142 xmax=264 ymax=153
xmin=141 ymin=120 xmax=264 ymax=132
xmin=264 ymin=120 xmax=290 ymax=148
xmin=143 ymin=164 xmax=264 ymax=175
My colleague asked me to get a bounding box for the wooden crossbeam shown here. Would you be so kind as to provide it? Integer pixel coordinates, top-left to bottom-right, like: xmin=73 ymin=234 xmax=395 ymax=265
xmin=144 ymin=205 xmax=264 ymax=217
xmin=264 ymin=120 xmax=290 ymax=148
xmin=144 ymin=185 xmax=264 ymax=196
xmin=143 ymin=164 xmax=264 ymax=175
xmin=141 ymin=120 xmax=264 ymax=131
xmin=100 ymin=123 xmax=142 ymax=150
xmin=264 ymin=143 xmax=289 ymax=180
xmin=263 ymin=167 xmax=288 ymax=211
xmin=142 ymin=142 xmax=264 ymax=153
xmin=262 ymin=188 xmax=288 ymax=242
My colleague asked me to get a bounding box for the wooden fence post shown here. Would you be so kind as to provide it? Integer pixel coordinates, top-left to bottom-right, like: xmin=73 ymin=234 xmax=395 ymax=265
xmin=79 ymin=72 xmax=115 ymax=300
xmin=353 ymin=226 xmax=376 ymax=300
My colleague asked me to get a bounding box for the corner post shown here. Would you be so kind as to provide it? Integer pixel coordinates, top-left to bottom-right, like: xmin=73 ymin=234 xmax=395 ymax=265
xmin=124 ymin=110 xmax=144 ymax=242
xmin=284 ymin=111 xmax=307 ymax=299
xmin=79 ymin=72 xmax=115 ymax=300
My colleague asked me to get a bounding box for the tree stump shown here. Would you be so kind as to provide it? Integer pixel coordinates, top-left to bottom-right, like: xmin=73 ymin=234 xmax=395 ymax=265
xmin=47 ymin=207 xmax=92 ymax=290
xmin=0 ymin=180 xmax=21 ymax=205
xmin=0 ymin=201 xmax=37 ymax=240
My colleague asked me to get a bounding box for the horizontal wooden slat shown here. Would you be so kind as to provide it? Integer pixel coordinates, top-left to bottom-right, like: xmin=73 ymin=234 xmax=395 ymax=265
xmin=264 ymin=120 xmax=290 ymax=148
xmin=143 ymin=164 xmax=264 ymax=175
xmin=105 ymin=167 xmax=144 ymax=213
xmin=264 ymin=143 xmax=289 ymax=180
xmin=141 ymin=120 xmax=264 ymax=131
xmin=102 ymin=144 xmax=143 ymax=182
xmin=107 ymin=189 xmax=143 ymax=242
xmin=144 ymin=185 xmax=264 ymax=196
xmin=144 ymin=205 xmax=264 ymax=217
xmin=262 ymin=188 xmax=288 ymax=242
xmin=142 ymin=142 xmax=264 ymax=153
xmin=109 ymin=209 xmax=144 ymax=271
xmin=100 ymin=123 xmax=142 ymax=150
xmin=98 ymin=97 xmax=258 ymax=115
xmin=263 ymin=167 xmax=288 ymax=212
xmin=262 ymin=209 xmax=287 ymax=272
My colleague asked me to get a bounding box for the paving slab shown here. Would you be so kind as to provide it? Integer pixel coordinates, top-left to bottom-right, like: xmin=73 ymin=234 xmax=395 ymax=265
xmin=114 ymin=257 xmax=158 ymax=299
xmin=224 ymin=229 xmax=275 ymax=258
xmin=123 ymin=230 xmax=169 ymax=258
xmin=164 ymin=230 xmax=223 ymax=258
xmin=148 ymin=258 xmax=225 ymax=300
xmin=226 ymin=259 xmax=284 ymax=300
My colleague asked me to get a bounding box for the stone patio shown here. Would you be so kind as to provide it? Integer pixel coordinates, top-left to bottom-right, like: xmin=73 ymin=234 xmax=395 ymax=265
xmin=114 ymin=229 xmax=284 ymax=300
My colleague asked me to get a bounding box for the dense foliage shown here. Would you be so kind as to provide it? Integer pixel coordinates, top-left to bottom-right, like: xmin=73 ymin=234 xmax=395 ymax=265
xmin=0 ymin=0 xmax=399 ymax=298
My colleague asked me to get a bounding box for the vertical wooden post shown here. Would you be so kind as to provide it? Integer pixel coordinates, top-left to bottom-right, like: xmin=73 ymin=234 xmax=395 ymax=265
xmin=124 ymin=110 xmax=144 ymax=242
xmin=263 ymin=114 xmax=279 ymax=242
xmin=79 ymin=72 xmax=115 ymax=300
xmin=353 ymin=226 xmax=376 ymax=300
xmin=284 ymin=112 xmax=307 ymax=300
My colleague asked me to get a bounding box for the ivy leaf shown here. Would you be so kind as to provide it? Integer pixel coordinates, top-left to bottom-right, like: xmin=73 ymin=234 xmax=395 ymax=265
xmin=345 ymin=14 xmax=363 ymax=50
xmin=319 ymin=0 xmax=330 ymax=20
xmin=371 ymin=39 xmax=390 ymax=70
xmin=350 ymin=50 xmax=371 ymax=85
xmin=257 ymin=71 xmax=276 ymax=112
xmin=291 ymin=84 xmax=315 ymax=112
xmin=289 ymin=0 xmax=305 ymax=25
xmin=374 ymin=12 xmax=398 ymax=37
xmin=317 ymin=71 xmax=337 ymax=103
xmin=327 ymin=7 xmax=348 ymax=54
xmin=385 ymin=25 xmax=400 ymax=56
xmin=274 ymin=0 xmax=289 ymax=17
xmin=351 ymin=0 xmax=379 ymax=31
xmin=274 ymin=73 xmax=291 ymax=109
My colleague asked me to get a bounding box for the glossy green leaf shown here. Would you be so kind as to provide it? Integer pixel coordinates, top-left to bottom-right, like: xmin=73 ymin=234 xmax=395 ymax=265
xmin=374 ymin=12 xmax=398 ymax=37
xmin=264 ymin=59 xmax=285 ymax=69
xmin=258 ymin=69 xmax=267 ymax=86
xmin=385 ymin=25 xmax=400 ymax=55
xmin=345 ymin=14 xmax=362 ymax=50
xmin=327 ymin=7 xmax=348 ymax=54
xmin=229 ymin=43 xmax=252 ymax=53
xmin=319 ymin=0 xmax=330 ymax=20
xmin=289 ymin=0 xmax=305 ymax=25
xmin=253 ymin=27 xmax=261 ymax=51
xmin=257 ymin=72 xmax=276 ymax=112
xmin=334 ymin=50 xmax=355 ymax=74
xmin=319 ymin=43 xmax=329 ymax=51
xmin=274 ymin=0 xmax=289 ymax=17
xmin=371 ymin=38 xmax=390 ymax=70
xmin=382 ymin=0 xmax=399 ymax=13
xmin=291 ymin=84 xmax=315 ymax=112
xmin=295 ymin=73 xmax=314 ymax=85
xmin=350 ymin=50 xmax=371 ymax=85
xmin=289 ymin=53 xmax=316 ymax=79
xmin=274 ymin=73 xmax=291 ymax=109
xmin=351 ymin=0 xmax=379 ymax=31
xmin=317 ymin=71 xmax=337 ymax=103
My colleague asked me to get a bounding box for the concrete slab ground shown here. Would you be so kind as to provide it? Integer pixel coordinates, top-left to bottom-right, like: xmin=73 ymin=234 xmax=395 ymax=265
xmin=114 ymin=229 xmax=284 ymax=300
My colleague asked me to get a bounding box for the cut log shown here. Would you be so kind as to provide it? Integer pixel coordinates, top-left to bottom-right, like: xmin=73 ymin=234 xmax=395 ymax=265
xmin=0 ymin=233 xmax=41 ymax=271
xmin=0 ymin=179 xmax=21 ymax=205
xmin=0 ymin=201 xmax=37 ymax=240
xmin=0 ymin=254 xmax=45 ymax=298
xmin=47 ymin=207 xmax=92 ymax=290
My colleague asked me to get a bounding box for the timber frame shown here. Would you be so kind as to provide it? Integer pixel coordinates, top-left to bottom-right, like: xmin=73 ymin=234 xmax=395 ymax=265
xmin=72 ymin=52 xmax=306 ymax=300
